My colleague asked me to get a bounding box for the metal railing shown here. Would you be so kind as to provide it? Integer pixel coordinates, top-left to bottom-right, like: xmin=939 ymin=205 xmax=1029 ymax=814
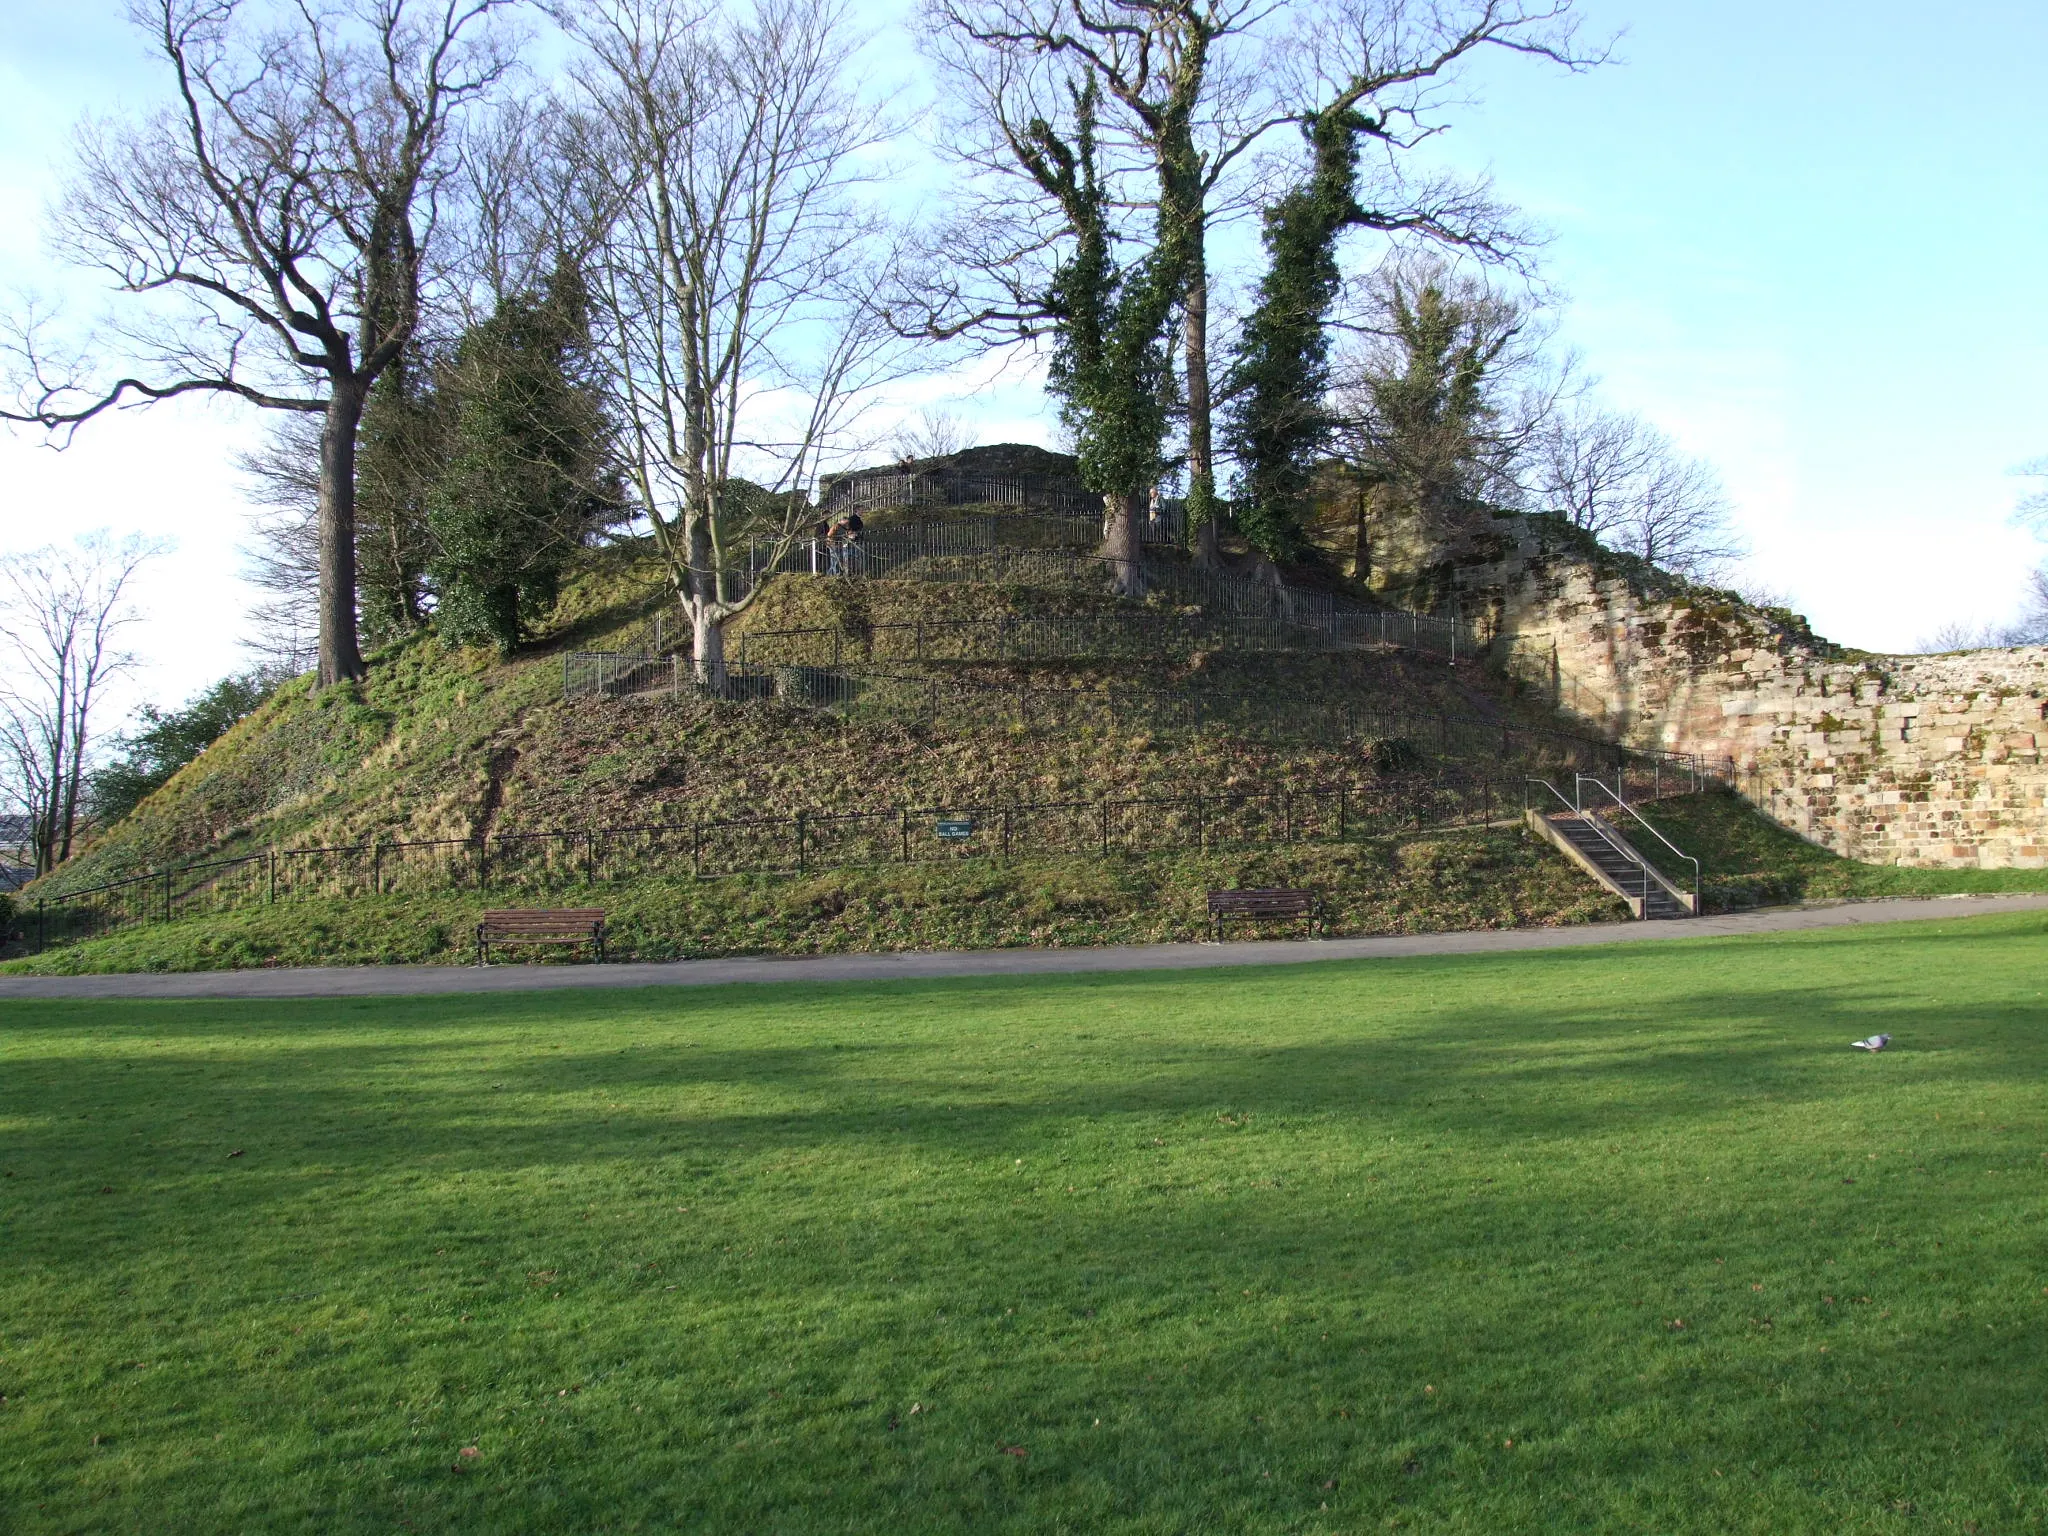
xmin=1526 ymin=776 xmax=1655 ymax=916
xmin=731 ymin=608 xmax=1454 ymax=672
xmin=23 ymin=772 xmax=1539 ymax=955
xmin=626 ymin=512 xmax=1473 ymax=660
xmin=815 ymin=470 xmax=1187 ymax=538
xmin=563 ymin=650 xmax=1704 ymax=792
xmin=1575 ymin=774 xmax=1701 ymax=914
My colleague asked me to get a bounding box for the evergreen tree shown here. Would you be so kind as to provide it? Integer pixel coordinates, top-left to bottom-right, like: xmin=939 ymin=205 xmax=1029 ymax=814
xmin=1350 ymin=267 xmax=1519 ymax=545
xmin=427 ymin=266 xmax=614 ymax=651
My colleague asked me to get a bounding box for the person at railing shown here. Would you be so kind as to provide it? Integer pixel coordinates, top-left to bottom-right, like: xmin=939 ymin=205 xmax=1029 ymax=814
xmin=825 ymin=513 xmax=864 ymax=577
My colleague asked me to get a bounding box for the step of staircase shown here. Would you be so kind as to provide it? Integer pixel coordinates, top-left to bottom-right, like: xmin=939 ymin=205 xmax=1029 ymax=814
xmin=1535 ymin=812 xmax=1694 ymax=920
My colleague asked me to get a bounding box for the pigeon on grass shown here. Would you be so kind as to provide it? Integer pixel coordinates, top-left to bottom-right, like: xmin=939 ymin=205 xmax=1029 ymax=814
xmin=1850 ymin=1034 xmax=1891 ymax=1052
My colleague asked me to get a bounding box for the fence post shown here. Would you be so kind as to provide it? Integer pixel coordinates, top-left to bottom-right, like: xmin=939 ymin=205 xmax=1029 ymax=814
xmin=477 ymin=837 xmax=489 ymax=891
xmin=268 ymin=851 xmax=277 ymax=905
xmin=1337 ymin=787 xmax=1346 ymax=840
xmin=900 ymin=808 xmax=910 ymax=862
xmin=692 ymin=821 xmax=703 ymax=878
xmin=1100 ymin=800 xmax=1110 ymax=856
xmin=1002 ymin=807 xmax=1012 ymax=860
xmin=586 ymin=831 xmax=597 ymax=886
xmin=372 ymin=842 xmax=383 ymax=896
xmin=163 ymin=869 xmax=173 ymax=924
xmin=796 ymin=811 xmax=808 ymax=874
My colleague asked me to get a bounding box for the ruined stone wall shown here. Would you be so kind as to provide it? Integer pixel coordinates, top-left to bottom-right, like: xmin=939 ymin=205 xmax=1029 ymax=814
xmin=1452 ymin=524 xmax=2048 ymax=869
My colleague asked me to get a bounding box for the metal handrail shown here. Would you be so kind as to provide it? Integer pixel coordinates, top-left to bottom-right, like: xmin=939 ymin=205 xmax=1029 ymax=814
xmin=1528 ymin=777 xmax=1656 ymax=918
xmin=1575 ymin=775 xmax=1701 ymax=914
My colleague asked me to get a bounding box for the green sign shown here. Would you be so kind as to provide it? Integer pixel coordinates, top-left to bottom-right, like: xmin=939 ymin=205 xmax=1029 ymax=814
xmin=935 ymin=817 xmax=976 ymax=842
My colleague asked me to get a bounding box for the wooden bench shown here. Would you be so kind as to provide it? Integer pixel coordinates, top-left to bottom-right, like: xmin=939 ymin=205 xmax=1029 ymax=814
xmin=476 ymin=908 xmax=607 ymax=966
xmin=1206 ymin=888 xmax=1320 ymax=943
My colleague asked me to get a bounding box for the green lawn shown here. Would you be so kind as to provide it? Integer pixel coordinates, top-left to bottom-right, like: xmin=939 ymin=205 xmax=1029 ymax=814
xmin=4 ymin=916 xmax=2047 ymax=1533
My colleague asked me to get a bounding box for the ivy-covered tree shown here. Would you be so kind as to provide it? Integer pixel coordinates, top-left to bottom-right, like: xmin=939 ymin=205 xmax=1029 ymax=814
xmin=1221 ymin=104 xmax=1373 ymax=559
xmin=354 ymin=359 xmax=442 ymax=648
xmin=1020 ymin=80 xmax=1186 ymax=594
xmin=426 ymin=267 xmax=615 ymax=651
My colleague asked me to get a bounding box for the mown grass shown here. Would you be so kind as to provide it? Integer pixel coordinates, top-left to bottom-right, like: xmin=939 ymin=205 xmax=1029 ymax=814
xmin=3 ymin=828 xmax=1620 ymax=974
xmin=5 ymin=914 xmax=2048 ymax=1532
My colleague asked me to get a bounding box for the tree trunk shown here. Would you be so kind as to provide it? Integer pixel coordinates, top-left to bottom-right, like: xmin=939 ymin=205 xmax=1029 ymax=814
xmin=1100 ymin=491 xmax=1144 ymax=597
xmin=1184 ymin=260 xmax=1221 ymax=569
xmin=691 ymin=602 xmax=727 ymax=693
xmin=686 ymin=510 xmax=729 ymax=692
xmin=38 ymin=664 xmax=68 ymax=874
xmin=1351 ymin=482 xmax=1372 ymax=583
xmin=317 ymin=383 xmax=369 ymax=687
xmin=57 ymin=707 xmax=85 ymax=865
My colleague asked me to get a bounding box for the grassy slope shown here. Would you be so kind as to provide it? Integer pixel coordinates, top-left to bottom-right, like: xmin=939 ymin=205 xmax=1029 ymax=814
xmin=19 ymin=784 xmax=2048 ymax=973
xmin=1639 ymin=790 xmax=2048 ymax=907
xmin=1 ymin=828 xmax=1621 ymax=974
xmin=5 ymin=914 xmax=2048 ymax=1533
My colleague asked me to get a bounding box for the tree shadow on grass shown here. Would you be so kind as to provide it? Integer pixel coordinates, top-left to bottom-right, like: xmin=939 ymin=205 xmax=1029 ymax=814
xmin=7 ymin=929 xmax=2047 ymax=1533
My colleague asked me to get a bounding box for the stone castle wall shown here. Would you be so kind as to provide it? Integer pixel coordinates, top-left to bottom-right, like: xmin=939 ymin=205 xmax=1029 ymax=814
xmin=1450 ymin=524 xmax=2048 ymax=869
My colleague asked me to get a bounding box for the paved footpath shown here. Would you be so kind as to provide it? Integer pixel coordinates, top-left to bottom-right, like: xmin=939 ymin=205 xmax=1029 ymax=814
xmin=4 ymin=893 xmax=2045 ymax=1002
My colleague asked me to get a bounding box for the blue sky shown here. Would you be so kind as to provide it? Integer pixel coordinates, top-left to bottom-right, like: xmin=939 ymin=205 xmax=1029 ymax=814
xmin=1 ymin=0 xmax=2044 ymax=711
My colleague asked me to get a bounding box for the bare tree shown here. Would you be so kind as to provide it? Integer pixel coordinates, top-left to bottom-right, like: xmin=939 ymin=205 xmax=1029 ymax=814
xmin=565 ymin=0 xmax=915 ymax=688
xmin=1532 ymin=405 xmax=1743 ymax=580
xmin=2013 ymin=456 xmax=2048 ymax=530
xmin=2011 ymin=567 xmax=2048 ymax=645
xmin=0 ymin=0 xmax=513 ymax=689
xmin=918 ymin=0 xmax=1596 ymax=562
xmin=895 ymin=406 xmax=975 ymax=462
xmin=0 ymin=534 xmax=164 ymax=874
xmin=235 ymin=413 xmax=326 ymax=673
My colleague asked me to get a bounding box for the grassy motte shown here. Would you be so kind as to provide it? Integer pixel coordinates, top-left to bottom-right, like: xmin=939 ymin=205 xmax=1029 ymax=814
xmin=6 ymin=912 xmax=2048 ymax=1531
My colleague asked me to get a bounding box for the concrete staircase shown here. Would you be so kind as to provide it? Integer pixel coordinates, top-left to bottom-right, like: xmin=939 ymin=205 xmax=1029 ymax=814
xmin=1526 ymin=784 xmax=1698 ymax=920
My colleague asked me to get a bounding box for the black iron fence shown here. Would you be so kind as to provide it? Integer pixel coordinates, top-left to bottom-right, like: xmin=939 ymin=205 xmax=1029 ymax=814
xmin=633 ymin=514 xmax=1444 ymax=649
xmin=816 ymin=470 xmax=1187 ymax=538
xmin=558 ymin=652 xmax=1700 ymax=797
xmin=730 ymin=606 xmax=1463 ymax=673
xmin=19 ymin=764 xmax=1697 ymax=955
